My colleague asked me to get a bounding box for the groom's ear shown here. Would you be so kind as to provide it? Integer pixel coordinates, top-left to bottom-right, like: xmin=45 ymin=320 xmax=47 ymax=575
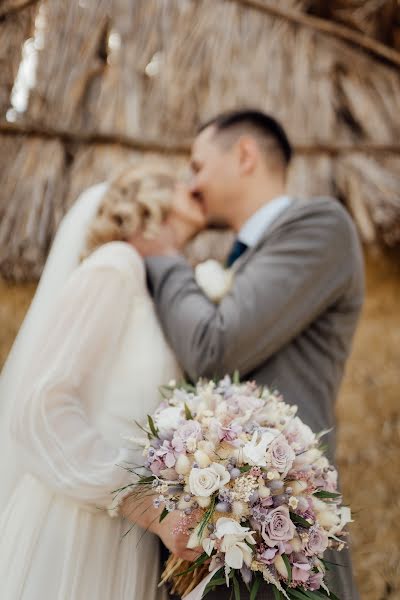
xmin=237 ymin=135 xmax=259 ymax=175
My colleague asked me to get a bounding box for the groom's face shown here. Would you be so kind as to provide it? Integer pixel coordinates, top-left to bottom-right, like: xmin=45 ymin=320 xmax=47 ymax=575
xmin=189 ymin=126 xmax=239 ymax=227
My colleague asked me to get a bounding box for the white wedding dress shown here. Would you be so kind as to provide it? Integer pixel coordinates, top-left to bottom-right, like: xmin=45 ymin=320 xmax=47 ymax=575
xmin=0 ymin=187 xmax=180 ymax=599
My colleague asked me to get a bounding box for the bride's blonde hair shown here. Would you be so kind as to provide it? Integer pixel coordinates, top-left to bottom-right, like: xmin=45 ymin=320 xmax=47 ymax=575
xmin=81 ymin=163 xmax=175 ymax=260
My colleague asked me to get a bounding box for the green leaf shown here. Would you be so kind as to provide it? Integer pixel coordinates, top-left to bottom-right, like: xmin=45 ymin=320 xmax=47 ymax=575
xmin=239 ymin=465 xmax=252 ymax=473
xmin=250 ymin=574 xmax=262 ymax=600
xmin=314 ymin=490 xmax=341 ymax=500
xmin=233 ymin=370 xmax=240 ymax=384
xmin=308 ymin=589 xmax=339 ymax=600
xmin=282 ymin=554 xmax=292 ymax=585
xmin=202 ymin=567 xmax=226 ymax=598
xmin=297 ymin=589 xmax=337 ymax=600
xmin=198 ymin=495 xmax=216 ymax=538
xmin=272 ymin=585 xmax=284 ymax=600
xmin=286 ymin=589 xmax=310 ymax=600
xmin=137 ymin=475 xmax=156 ymax=484
xmin=232 ymin=574 xmax=241 ymax=600
xmin=159 ymin=385 xmax=174 ymax=399
xmin=204 ymin=572 xmax=226 ymax=592
xmin=133 ymin=419 xmax=151 ymax=436
xmin=320 ymin=558 xmax=345 ymax=569
xmin=147 ymin=415 xmax=159 ymax=438
xmin=159 ymin=507 xmax=169 ymax=523
xmin=180 ymin=381 xmax=197 ymax=393
xmin=184 ymin=403 xmax=193 ymax=420
xmin=175 ymin=552 xmax=209 ymax=576
xmin=289 ymin=511 xmax=312 ymax=529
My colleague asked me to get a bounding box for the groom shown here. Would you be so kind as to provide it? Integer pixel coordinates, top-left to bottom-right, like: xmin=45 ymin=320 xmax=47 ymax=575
xmin=132 ymin=109 xmax=363 ymax=599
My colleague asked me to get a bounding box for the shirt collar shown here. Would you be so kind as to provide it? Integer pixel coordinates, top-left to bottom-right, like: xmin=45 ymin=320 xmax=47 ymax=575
xmin=237 ymin=195 xmax=293 ymax=248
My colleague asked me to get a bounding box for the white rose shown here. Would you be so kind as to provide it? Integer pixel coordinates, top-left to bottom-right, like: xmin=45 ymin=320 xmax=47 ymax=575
xmin=155 ymin=406 xmax=182 ymax=433
xmin=189 ymin=463 xmax=230 ymax=497
xmin=283 ymin=416 xmax=316 ymax=450
xmin=195 ymin=260 xmax=234 ymax=303
xmin=242 ymin=429 xmax=279 ymax=466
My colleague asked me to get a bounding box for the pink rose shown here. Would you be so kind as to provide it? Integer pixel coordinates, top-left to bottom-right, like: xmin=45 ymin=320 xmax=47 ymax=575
xmin=304 ymin=526 xmax=329 ymax=556
xmin=262 ymin=506 xmax=296 ymax=547
xmin=175 ymin=420 xmax=203 ymax=442
xmin=267 ymin=435 xmax=295 ymax=476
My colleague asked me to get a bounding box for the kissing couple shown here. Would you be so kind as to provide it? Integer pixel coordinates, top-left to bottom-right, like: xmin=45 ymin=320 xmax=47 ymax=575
xmin=0 ymin=110 xmax=362 ymax=600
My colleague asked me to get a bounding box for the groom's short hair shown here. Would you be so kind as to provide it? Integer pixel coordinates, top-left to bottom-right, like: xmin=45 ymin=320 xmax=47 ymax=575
xmin=198 ymin=109 xmax=292 ymax=168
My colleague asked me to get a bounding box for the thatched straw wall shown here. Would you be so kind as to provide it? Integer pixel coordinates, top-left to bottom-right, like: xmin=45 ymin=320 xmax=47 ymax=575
xmin=1 ymin=0 xmax=400 ymax=281
xmin=1 ymin=2 xmax=400 ymax=599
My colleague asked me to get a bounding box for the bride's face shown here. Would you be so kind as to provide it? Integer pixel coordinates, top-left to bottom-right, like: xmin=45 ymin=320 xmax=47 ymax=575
xmin=168 ymin=182 xmax=207 ymax=236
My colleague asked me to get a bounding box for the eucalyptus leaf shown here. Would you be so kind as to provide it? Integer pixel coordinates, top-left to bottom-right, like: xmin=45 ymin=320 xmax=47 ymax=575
xmin=147 ymin=415 xmax=159 ymax=438
xmin=159 ymin=507 xmax=169 ymax=523
xmin=250 ymin=575 xmax=262 ymax=600
xmin=282 ymin=554 xmax=292 ymax=585
xmin=289 ymin=511 xmax=312 ymax=529
xmin=232 ymin=574 xmax=241 ymax=600
xmin=184 ymin=403 xmax=193 ymax=420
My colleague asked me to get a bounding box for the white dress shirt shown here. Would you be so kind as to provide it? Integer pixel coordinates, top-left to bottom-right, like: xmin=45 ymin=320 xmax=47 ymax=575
xmin=238 ymin=195 xmax=293 ymax=248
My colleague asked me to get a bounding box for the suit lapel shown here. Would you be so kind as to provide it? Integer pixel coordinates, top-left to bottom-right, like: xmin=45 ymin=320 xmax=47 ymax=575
xmin=232 ymin=197 xmax=303 ymax=273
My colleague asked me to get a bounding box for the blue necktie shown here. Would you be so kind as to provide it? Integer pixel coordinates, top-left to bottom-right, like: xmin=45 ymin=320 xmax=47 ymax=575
xmin=226 ymin=239 xmax=248 ymax=267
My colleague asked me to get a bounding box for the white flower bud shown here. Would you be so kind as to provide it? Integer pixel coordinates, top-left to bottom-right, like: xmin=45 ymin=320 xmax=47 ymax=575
xmin=258 ymin=485 xmax=271 ymax=498
xmin=274 ymin=555 xmax=289 ymax=579
xmin=232 ymin=501 xmax=245 ymax=516
xmin=196 ymin=495 xmax=212 ymax=508
xmin=175 ymin=454 xmax=191 ymax=475
xmin=194 ymin=450 xmax=211 ymax=468
xmin=286 ymin=480 xmax=307 ymax=495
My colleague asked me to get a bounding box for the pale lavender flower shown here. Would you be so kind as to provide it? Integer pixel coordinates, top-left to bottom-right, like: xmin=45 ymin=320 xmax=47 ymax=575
xmin=261 ymin=506 xmax=296 ymax=547
xmin=308 ymin=572 xmax=324 ymax=591
xmin=267 ymin=434 xmax=295 ymax=477
xmin=174 ymin=420 xmax=203 ymax=442
xmin=304 ymin=526 xmax=329 ymax=556
xmin=258 ymin=547 xmax=278 ymax=565
xmin=240 ymin=564 xmax=252 ymax=585
xmin=221 ymin=422 xmax=243 ymax=442
xmin=292 ymin=554 xmax=312 ymax=584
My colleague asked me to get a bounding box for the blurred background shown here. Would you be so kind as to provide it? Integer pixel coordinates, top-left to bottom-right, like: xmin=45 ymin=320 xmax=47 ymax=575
xmin=0 ymin=1 xmax=399 ymax=598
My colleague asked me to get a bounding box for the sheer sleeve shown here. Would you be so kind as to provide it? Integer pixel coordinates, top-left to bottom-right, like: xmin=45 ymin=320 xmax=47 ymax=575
xmin=10 ymin=242 xmax=145 ymax=511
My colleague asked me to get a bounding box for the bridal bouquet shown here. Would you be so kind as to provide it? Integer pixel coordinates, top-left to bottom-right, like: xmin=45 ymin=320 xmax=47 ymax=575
xmin=121 ymin=376 xmax=351 ymax=600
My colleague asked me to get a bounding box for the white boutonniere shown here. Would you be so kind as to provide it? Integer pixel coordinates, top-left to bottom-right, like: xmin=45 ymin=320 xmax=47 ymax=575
xmin=195 ymin=259 xmax=234 ymax=303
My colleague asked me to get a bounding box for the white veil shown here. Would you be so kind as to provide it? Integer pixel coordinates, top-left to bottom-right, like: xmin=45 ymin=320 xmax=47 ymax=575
xmin=0 ymin=182 xmax=107 ymax=509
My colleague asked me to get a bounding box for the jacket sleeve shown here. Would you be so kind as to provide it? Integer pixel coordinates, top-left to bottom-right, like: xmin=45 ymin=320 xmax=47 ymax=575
xmin=145 ymin=202 xmax=361 ymax=382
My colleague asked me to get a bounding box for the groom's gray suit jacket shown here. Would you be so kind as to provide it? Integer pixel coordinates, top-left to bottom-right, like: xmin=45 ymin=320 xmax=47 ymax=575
xmin=146 ymin=197 xmax=364 ymax=600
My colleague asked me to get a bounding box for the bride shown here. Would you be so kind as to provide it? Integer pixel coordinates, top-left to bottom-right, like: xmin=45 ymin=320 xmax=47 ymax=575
xmin=0 ymin=163 xmax=205 ymax=599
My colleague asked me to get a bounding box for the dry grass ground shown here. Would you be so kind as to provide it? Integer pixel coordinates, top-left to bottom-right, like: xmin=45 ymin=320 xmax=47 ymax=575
xmin=0 ymin=250 xmax=399 ymax=600
xmin=337 ymin=249 xmax=400 ymax=600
